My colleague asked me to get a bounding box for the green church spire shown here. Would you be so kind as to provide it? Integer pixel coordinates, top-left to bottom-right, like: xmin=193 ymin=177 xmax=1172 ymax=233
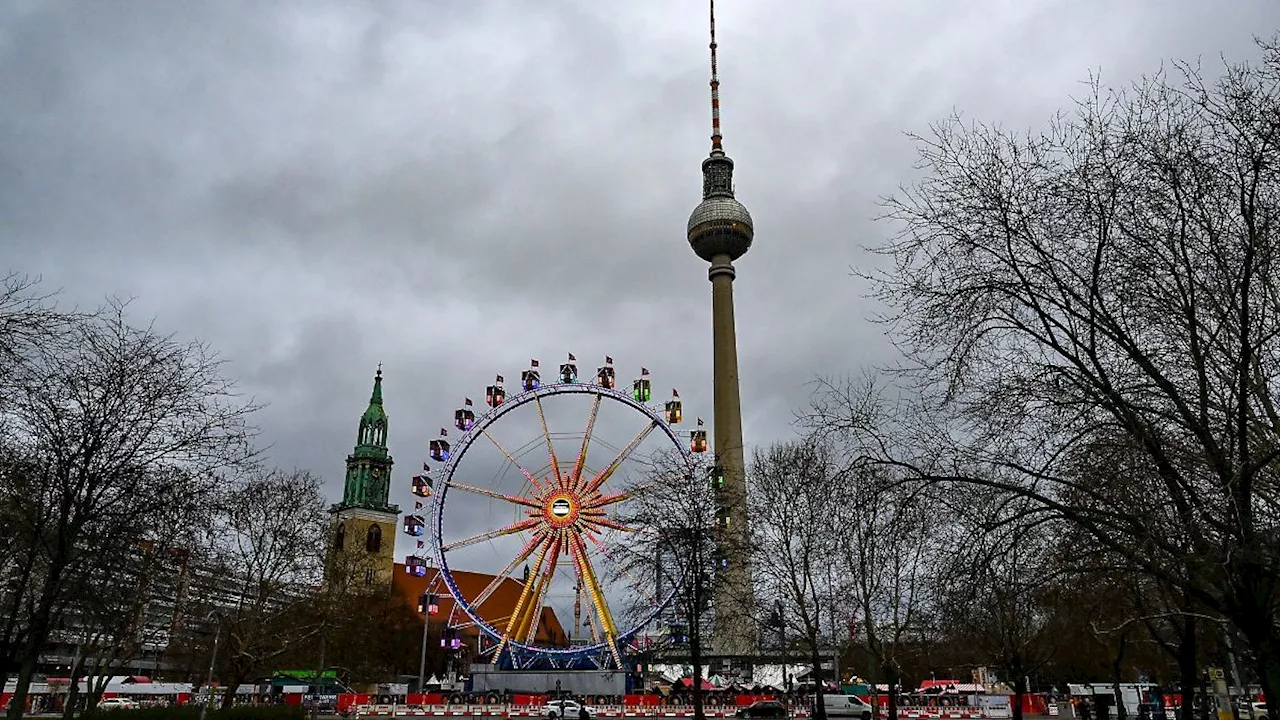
xmin=337 ymin=365 xmax=398 ymax=512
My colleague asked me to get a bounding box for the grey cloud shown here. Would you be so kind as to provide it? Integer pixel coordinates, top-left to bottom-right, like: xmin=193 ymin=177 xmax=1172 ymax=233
xmin=3 ymin=0 xmax=1279 ymax=591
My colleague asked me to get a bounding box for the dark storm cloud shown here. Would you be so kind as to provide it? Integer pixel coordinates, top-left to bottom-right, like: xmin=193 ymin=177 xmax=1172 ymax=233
xmin=3 ymin=0 xmax=1280 ymax=573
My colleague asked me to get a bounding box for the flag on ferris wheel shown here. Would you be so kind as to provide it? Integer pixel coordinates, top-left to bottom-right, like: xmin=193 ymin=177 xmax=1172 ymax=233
xmin=440 ymin=428 xmax=448 ymax=437
xmin=697 ymin=417 xmax=704 ymax=426
xmin=641 ymin=367 xmax=649 ymax=376
xmin=672 ymin=389 xmax=680 ymax=398
xmin=415 ymin=501 xmax=423 ymax=509
xmin=417 ymin=540 xmax=424 ymax=549
xmin=464 ymin=398 xmax=473 ymax=406
xmin=568 ymin=352 xmax=576 ymax=361
xmin=531 ymin=358 xmax=539 ymax=367
xmin=496 ymin=374 xmax=504 ymax=384
xmin=423 ymin=463 xmax=430 ymax=472
xmin=605 ymin=356 xmax=614 ymax=365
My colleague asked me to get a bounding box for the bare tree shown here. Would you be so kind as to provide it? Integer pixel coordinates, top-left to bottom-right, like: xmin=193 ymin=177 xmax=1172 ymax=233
xmin=749 ymin=439 xmax=846 ymax=720
xmin=215 ymin=468 xmax=327 ymax=706
xmin=0 ymin=274 xmax=77 ymax=695
xmin=814 ymin=38 xmax=1280 ymax=703
xmin=936 ymin=493 xmax=1065 ymax=720
xmin=2 ymin=300 xmax=258 ymax=720
xmin=825 ymin=458 xmax=939 ymax=720
xmin=613 ymin=452 xmax=719 ymax=720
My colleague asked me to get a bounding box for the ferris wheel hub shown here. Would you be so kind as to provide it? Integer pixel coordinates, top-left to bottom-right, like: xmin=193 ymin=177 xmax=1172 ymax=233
xmin=544 ymin=491 xmax=581 ymax=527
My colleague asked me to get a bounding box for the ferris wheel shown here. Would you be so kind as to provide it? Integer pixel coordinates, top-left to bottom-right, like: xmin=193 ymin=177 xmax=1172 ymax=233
xmin=403 ymin=355 xmax=707 ymax=670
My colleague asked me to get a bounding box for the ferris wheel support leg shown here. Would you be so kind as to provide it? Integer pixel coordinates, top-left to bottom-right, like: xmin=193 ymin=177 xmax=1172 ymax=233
xmin=468 ymin=530 xmax=549 ymax=611
xmin=494 ymin=533 xmax=555 ymax=662
xmin=569 ymin=532 xmax=619 ymax=638
xmin=517 ymin=535 xmax=562 ymax=645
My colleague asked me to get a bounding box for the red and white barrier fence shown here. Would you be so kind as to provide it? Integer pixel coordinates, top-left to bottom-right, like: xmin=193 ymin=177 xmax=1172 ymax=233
xmin=353 ymin=701 xmax=993 ymax=719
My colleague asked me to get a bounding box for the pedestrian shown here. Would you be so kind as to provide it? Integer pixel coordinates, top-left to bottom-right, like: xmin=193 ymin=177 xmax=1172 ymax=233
xmin=579 ymin=701 xmax=590 ymax=720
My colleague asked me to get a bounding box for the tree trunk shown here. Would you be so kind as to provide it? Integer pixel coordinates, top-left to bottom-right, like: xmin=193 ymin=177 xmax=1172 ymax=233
xmin=691 ymin=630 xmax=705 ymax=720
xmin=6 ymin=648 xmax=38 ymax=720
xmin=811 ymin=642 xmax=827 ymax=720
xmin=1178 ymin=616 xmax=1198 ymax=720
xmin=0 ymin=546 xmax=39 ymax=700
xmin=221 ymin=671 xmax=249 ymax=710
xmin=1112 ymin=632 xmax=1129 ymax=720
xmin=1243 ymin=632 xmax=1280 ymax=720
xmin=884 ymin=662 xmax=899 ymax=720
xmin=61 ymin=650 xmax=84 ymax=720
xmin=1012 ymin=674 xmax=1027 ymax=720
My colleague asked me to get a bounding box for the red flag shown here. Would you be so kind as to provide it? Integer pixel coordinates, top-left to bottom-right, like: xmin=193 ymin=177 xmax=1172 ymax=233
xmin=641 ymin=367 xmax=649 ymax=376
xmin=568 ymin=352 xmax=576 ymax=361
xmin=605 ymin=356 xmax=613 ymax=365
xmin=417 ymin=540 xmax=424 ymax=549
xmin=440 ymin=428 xmax=448 ymax=437
xmin=465 ymin=398 xmax=473 ymax=406
xmin=672 ymin=388 xmax=680 ymax=398
xmin=531 ymin=358 xmax=539 ymax=368
xmin=697 ymin=417 xmax=704 ymax=426
xmin=496 ymin=374 xmax=504 ymax=384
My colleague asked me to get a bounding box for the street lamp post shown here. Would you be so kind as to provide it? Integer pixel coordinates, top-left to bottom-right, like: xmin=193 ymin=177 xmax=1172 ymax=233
xmin=199 ymin=612 xmax=223 ymax=720
xmin=418 ymin=593 xmax=439 ymax=692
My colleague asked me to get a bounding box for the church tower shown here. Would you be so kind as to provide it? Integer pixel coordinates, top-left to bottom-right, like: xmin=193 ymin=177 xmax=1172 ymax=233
xmin=328 ymin=367 xmax=401 ymax=591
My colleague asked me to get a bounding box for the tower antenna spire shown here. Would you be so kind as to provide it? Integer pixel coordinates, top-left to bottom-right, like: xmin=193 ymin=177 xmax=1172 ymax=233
xmin=709 ymin=0 xmax=722 ymax=152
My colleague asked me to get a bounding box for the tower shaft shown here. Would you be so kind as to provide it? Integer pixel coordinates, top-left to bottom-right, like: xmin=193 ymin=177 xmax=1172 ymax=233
xmin=709 ymin=256 xmax=755 ymax=655
xmin=687 ymin=0 xmax=757 ymax=657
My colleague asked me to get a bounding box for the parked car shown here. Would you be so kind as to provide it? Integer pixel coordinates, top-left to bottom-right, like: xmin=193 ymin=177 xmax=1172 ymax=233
xmin=546 ymin=700 xmax=595 ymax=719
xmin=98 ymin=698 xmax=139 ymax=711
xmin=1252 ymin=702 xmax=1268 ymax=720
xmin=822 ymin=694 xmax=873 ymax=720
xmin=736 ymin=700 xmax=788 ymax=718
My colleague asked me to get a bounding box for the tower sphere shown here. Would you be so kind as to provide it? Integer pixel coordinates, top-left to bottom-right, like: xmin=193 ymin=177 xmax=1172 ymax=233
xmin=687 ymin=195 xmax=754 ymax=262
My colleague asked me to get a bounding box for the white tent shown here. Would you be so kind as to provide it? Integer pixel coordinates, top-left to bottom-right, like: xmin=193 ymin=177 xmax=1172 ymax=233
xmin=752 ymin=664 xmax=813 ymax=690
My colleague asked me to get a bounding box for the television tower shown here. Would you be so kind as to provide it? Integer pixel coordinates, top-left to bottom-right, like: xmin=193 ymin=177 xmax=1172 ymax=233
xmin=686 ymin=0 xmax=756 ymax=656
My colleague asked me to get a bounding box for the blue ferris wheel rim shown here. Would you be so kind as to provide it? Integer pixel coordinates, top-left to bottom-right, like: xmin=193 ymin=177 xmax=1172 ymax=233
xmin=430 ymin=381 xmax=694 ymax=658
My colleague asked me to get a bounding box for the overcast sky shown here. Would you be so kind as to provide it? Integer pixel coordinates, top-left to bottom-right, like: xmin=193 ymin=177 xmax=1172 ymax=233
xmin=3 ymin=1 xmax=1278 ymax=584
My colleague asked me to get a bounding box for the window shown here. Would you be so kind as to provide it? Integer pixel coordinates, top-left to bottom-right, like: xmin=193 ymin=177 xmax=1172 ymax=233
xmin=334 ymin=523 xmax=345 ymax=550
xmin=366 ymin=524 xmax=382 ymax=552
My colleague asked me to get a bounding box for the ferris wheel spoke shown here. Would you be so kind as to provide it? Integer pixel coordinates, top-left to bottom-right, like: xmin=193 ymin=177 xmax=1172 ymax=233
xmin=581 ymin=420 xmax=658 ymax=495
xmin=569 ymin=393 xmax=603 ymax=490
xmin=448 ymin=480 xmax=542 ymax=510
xmin=582 ymin=514 xmax=635 ymax=533
xmin=470 ymin=529 xmax=550 ymax=611
xmin=533 ymin=394 xmax=564 ymax=487
xmin=584 ymin=473 xmax=674 ymax=509
xmin=442 ymin=517 xmax=541 ymax=553
xmin=495 ymin=532 xmax=557 ymax=660
xmin=583 ymin=531 xmax=660 ymax=607
xmin=480 ymin=427 xmax=546 ymax=493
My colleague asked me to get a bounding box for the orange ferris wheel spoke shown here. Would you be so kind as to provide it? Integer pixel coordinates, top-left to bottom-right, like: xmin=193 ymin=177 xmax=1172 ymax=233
xmin=582 ymin=421 xmax=658 ymax=495
xmin=569 ymin=393 xmax=603 ymax=490
xmin=442 ymin=517 xmax=540 ymax=553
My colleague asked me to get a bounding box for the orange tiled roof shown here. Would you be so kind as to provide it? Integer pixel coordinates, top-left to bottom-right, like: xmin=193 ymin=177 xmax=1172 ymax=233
xmin=392 ymin=564 xmax=569 ymax=647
